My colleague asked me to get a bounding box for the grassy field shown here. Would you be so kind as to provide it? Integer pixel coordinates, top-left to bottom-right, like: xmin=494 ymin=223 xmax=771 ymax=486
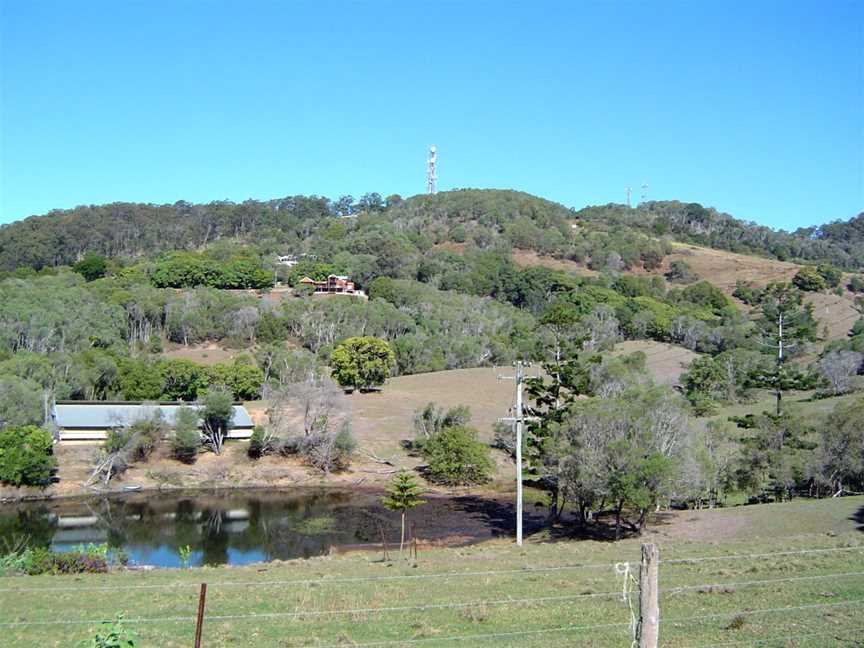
xmin=1 ymin=497 xmax=862 ymax=647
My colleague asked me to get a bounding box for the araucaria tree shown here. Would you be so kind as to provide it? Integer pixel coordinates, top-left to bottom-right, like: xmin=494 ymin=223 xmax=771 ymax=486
xmin=381 ymin=470 xmax=425 ymax=552
xmin=330 ymin=336 xmax=395 ymax=391
xmin=755 ymin=283 xmax=817 ymax=415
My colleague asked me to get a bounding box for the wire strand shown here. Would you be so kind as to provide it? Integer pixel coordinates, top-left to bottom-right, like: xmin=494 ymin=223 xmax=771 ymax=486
xmin=0 ymin=590 xmax=624 ymax=628
xmin=661 ymin=545 xmax=864 ymax=565
xmin=684 ymin=626 xmax=864 ymax=648
xmin=1 ymin=544 xmax=861 ymax=594
xmin=0 ymin=561 xmax=626 ymax=594
xmin=662 ymin=570 xmax=864 ymax=594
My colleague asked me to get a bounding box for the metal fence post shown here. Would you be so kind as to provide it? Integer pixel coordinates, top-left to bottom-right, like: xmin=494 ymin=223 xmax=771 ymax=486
xmin=194 ymin=582 xmax=207 ymax=648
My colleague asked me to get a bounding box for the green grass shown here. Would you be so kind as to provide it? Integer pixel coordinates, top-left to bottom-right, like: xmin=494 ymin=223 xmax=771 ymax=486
xmin=1 ymin=497 xmax=863 ymax=647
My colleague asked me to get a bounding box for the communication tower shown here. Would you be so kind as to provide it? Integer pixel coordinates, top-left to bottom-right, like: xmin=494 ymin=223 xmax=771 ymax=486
xmin=640 ymin=182 xmax=649 ymax=203
xmin=427 ymin=146 xmax=437 ymax=194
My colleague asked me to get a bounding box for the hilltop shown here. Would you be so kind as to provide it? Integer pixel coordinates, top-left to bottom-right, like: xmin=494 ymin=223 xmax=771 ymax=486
xmin=1 ymin=189 xmax=862 ymax=273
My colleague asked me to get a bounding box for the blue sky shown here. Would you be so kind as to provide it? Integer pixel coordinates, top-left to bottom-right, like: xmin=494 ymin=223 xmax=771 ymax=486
xmin=1 ymin=0 xmax=861 ymax=229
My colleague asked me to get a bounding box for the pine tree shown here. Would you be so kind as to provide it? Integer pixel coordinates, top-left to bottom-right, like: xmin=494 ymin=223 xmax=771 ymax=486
xmin=381 ymin=470 xmax=425 ymax=552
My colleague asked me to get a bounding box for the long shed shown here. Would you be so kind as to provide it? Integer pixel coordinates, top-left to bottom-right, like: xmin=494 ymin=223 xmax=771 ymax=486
xmin=51 ymin=401 xmax=255 ymax=442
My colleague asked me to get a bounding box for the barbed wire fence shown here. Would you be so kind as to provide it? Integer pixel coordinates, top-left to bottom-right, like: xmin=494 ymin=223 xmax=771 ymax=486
xmin=1 ymin=544 xmax=863 ymax=646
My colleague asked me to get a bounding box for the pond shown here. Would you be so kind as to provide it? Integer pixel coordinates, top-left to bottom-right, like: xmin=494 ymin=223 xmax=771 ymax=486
xmin=0 ymin=489 xmax=546 ymax=568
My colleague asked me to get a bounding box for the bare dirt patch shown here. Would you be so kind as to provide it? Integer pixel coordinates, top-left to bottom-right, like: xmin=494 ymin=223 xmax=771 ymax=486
xmin=611 ymin=340 xmax=699 ymax=386
xmin=162 ymin=343 xmax=247 ymax=366
xmin=511 ymin=249 xmax=598 ymax=276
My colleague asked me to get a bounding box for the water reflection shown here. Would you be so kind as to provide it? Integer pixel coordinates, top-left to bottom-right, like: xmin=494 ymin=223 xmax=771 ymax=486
xmin=0 ymin=489 xmax=540 ymax=567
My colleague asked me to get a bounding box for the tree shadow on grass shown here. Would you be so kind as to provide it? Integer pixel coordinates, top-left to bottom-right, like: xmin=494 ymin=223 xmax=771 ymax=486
xmin=850 ymin=505 xmax=864 ymax=533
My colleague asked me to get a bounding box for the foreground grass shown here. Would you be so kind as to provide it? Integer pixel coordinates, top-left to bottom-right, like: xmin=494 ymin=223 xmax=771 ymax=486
xmin=1 ymin=497 xmax=863 ymax=647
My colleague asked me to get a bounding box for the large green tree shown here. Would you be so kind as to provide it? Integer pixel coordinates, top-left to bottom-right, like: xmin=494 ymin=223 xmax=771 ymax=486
xmin=330 ymin=337 xmax=395 ymax=391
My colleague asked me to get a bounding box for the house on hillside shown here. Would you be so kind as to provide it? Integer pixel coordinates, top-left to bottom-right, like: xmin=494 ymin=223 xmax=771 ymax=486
xmin=298 ymin=274 xmax=363 ymax=296
xmin=50 ymin=401 xmax=254 ymax=442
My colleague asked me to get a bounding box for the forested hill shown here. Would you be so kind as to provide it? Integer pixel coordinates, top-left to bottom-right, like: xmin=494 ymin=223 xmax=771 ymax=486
xmin=1 ymin=188 xmax=862 ymax=271
xmin=576 ymin=202 xmax=864 ymax=269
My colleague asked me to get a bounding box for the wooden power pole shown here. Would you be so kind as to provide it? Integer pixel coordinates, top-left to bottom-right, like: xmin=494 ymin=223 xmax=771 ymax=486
xmin=638 ymin=543 xmax=659 ymax=648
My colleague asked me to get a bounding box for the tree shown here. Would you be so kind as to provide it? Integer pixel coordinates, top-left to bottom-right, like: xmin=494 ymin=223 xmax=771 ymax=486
xmin=792 ymin=267 xmax=827 ymax=292
xmin=757 ymin=283 xmax=817 ymax=414
xmin=812 ymin=397 xmax=864 ymax=496
xmin=198 ymin=387 xmax=234 ymax=455
xmin=815 ymin=350 xmax=863 ymax=396
xmin=171 ymin=406 xmax=201 ymax=463
xmin=412 ymin=402 xmax=471 ymax=445
xmin=422 ymin=426 xmax=493 ymax=486
xmin=381 ymin=470 xmax=425 ymax=552
xmin=73 ymin=254 xmax=108 ymax=282
xmin=0 ymin=425 xmax=57 ymax=487
xmin=0 ymin=376 xmax=43 ymax=428
xmin=330 ymin=336 xmax=395 ymax=391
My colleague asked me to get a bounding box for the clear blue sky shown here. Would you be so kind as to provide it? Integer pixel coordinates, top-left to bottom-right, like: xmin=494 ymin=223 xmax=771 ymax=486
xmin=1 ymin=0 xmax=861 ymax=229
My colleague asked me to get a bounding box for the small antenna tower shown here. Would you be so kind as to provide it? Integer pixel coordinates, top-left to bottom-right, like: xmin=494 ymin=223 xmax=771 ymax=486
xmin=426 ymin=146 xmax=437 ymax=194
xmin=640 ymin=182 xmax=649 ymax=203
xmin=626 ymin=186 xmax=632 ymax=208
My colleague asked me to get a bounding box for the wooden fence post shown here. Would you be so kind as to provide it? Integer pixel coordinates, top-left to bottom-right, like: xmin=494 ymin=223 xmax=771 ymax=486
xmin=194 ymin=582 xmax=207 ymax=648
xmin=638 ymin=543 xmax=659 ymax=648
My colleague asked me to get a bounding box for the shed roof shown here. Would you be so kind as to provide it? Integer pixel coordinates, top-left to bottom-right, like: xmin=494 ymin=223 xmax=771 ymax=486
xmin=52 ymin=402 xmax=254 ymax=429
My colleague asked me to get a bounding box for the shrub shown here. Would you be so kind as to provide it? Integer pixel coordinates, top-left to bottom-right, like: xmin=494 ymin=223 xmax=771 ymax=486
xmin=665 ymin=261 xmax=698 ymax=284
xmin=51 ymin=551 xmax=109 ymax=574
xmin=848 ymin=276 xmax=864 ymax=293
xmin=247 ymin=426 xmax=277 ymax=459
xmin=0 ymin=425 xmax=57 ymax=487
xmin=105 ymin=428 xmax=133 ymax=454
xmin=287 ymin=424 xmax=356 ymax=472
xmin=22 ymin=546 xmax=53 ymax=575
xmin=816 ymin=263 xmax=842 ymax=288
xmin=792 ymin=267 xmax=827 ymax=292
xmin=78 ymin=614 xmax=138 ymax=648
xmin=422 ymin=426 xmax=494 ymax=486
xmin=171 ymin=406 xmax=201 ymax=464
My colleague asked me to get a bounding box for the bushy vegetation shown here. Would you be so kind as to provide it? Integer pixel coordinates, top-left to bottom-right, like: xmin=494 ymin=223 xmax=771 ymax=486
xmin=577 ymin=201 xmax=864 ymax=268
xmin=0 ymin=425 xmax=56 ymax=487
xmin=422 ymin=426 xmax=494 ymax=486
xmin=330 ymin=336 xmax=395 ymax=391
xmin=0 ymin=542 xmax=125 ymax=577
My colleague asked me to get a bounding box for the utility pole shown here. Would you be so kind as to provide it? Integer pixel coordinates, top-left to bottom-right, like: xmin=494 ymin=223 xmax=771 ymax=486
xmin=498 ymin=361 xmax=537 ymax=546
xmin=626 ymin=186 xmax=632 ymax=208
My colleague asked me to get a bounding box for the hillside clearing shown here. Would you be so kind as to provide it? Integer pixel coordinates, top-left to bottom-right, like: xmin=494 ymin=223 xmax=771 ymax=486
xmin=1 ymin=496 xmax=862 ymax=647
xmin=611 ymin=340 xmax=699 ymax=386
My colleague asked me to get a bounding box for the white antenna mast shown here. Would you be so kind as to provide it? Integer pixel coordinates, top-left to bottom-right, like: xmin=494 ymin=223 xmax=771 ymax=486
xmin=626 ymin=186 xmax=632 ymax=208
xmin=426 ymin=146 xmax=437 ymax=194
